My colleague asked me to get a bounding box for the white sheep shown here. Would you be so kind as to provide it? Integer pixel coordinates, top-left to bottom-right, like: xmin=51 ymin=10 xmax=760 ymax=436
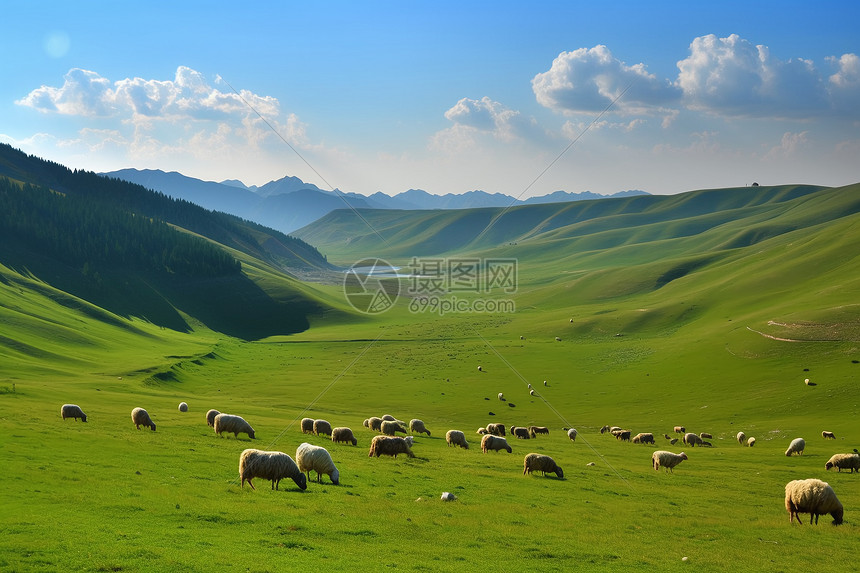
xmin=206 ymin=409 xmax=220 ymax=427
xmin=567 ymin=428 xmax=577 ymax=442
xmin=632 ymin=432 xmax=655 ymax=445
xmin=178 ymin=402 xmax=188 ymax=412
xmin=511 ymin=427 xmax=533 ymax=439
xmin=380 ymin=420 xmax=407 ymax=436
xmin=368 ymin=435 xmax=414 ymax=458
xmin=409 ymin=419 xmax=431 ymax=436
xmin=367 ymin=416 xmax=383 ymax=432
xmin=529 ymin=389 xmax=535 ymax=396
xmin=785 ymin=437 xmax=805 ymax=457
xmin=785 ymin=478 xmax=843 ymax=525
xmin=239 ymin=448 xmax=306 ymax=491
xmin=747 ymin=437 xmax=756 ymax=447
xmin=652 ymin=450 xmax=688 ymax=473
xmin=486 ymin=423 xmax=506 ymax=436
xmin=313 ymin=419 xmax=333 ymax=437
xmin=131 ymin=407 xmax=156 ymax=431
xmin=825 ymin=453 xmax=860 ymax=473
xmin=481 ymin=434 xmax=512 ymax=453
xmin=380 ymin=414 xmax=396 ymax=421
xmin=476 ymin=427 xmax=488 ymax=435
xmin=498 ymin=392 xmax=505 ymax=401
xmin=296 ymin=442 xmax=340 ymax=485
xmin=61 ymin=404 xmax=87 ymax=422
xmin=300 ymin=417 xmax=315 ymax=434
xmin=523 ymin=453 xmax=564 ymax=478
xmin=331 ymin=427 xmax=357 ymax=446
xmin=736 ymin=431 xmax=746 ymax=445
xmin=445 ymin=430 xmax=469 ymax=449
xmin=673 ymin=426 xmax=685 ymax=434
xmin=213 ymin=413 xmax=255 ymax=439
xmin=822 ymin=431 xmax=836 ymax=440
xmin=478 ymin=365 xmax=483 ymax=371
xmin=683 ymin=432 xmax=703 ymax=447
xmin=530 ymin=426 xmax=550 ymax=436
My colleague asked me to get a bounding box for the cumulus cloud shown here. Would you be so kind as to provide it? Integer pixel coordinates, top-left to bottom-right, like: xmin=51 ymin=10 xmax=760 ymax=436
xmin=676 ymin=34 xmax=826 ymax=117
xmin=532 ymin=45 xmax=681 ymax=116
xmin=827 ymin=53 xmax=860 ymax=113
xmin=433 ymin=96 xmax=547 ymax=152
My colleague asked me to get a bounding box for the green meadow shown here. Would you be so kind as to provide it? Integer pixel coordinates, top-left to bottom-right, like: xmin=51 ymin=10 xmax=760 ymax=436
xmin=2 ymin=182 xmax=860 ymax=571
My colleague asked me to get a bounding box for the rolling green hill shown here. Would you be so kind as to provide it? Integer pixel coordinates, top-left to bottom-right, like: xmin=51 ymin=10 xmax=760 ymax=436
xmin=294 ymin=183 xmax=834 ymax=263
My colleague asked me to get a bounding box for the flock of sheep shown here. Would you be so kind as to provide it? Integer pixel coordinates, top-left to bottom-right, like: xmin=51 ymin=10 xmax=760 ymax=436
xmin=60 ymin=400 xmax=854 ymax=525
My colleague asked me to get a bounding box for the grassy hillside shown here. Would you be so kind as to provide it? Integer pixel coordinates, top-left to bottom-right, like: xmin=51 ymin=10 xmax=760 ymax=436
xmin=294 ymin=183 xmax=831 ymax=263
xmin=1 ymin=167 xmax=859 ymax=570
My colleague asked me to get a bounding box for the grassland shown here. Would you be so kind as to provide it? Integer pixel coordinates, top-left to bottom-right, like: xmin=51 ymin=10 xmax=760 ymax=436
xmin=2 ymin=183 xmax=859 ymax=571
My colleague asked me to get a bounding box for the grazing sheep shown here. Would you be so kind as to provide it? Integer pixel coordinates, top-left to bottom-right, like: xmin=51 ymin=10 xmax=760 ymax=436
xmin=296 ymin=442 xmax=340 ymax=485
xmin=178 ymin=402 xmax=188 ymax=413
xmin=683 ymin=433 xmax=703 ymax=447
xmin=131 ymin=407 xmax=156 ymax=431
xmin=543 ymin=380 xmax=547 ymax=386
xmin=61 ymin=404 xmax=87 ymax=422
xmin=367 ymin=416 xmax=383 ymax=432
xmin=529 ymin=389 xmax=536 ymax=396
xmin=512 ymin=427 xmax=533 ymax=440
xmin=445 ymin=430 xmax=469 ymax=449
xmin=206 ymin=409 xmax=220 ymax=427
xmin=477 ymin=427 xmax=488 ymax=435
xmin=239 ymin=448 xmax=306 ymax=491
xmin=381 ymin=414 xmax=396 ymax=421
xmin=632 ymin=432 xmax=655 ymax=445
xmin=380 ymin=420 xmax=407 ymax=436
xmin=555 ymin=337 xmax=561 ymax=341
xmin=652 ymin=450 xmax=688 ymax=473
xmin=313 ymin=419 xmax=333 ymax=437
xmin=600 ymin=425 xmax=611 ymax=434
xmin=331 ymin=427 xmax=357 ymax=446
xmin=486 ymin=423 xmax=506 ymax=436
xmin=409 ymin=419 xmax=431 ymax=436
xmin=825 ymin=453 xmax=860 ymax=473
xmin=701 ymin=441 xmax=713 ymax=447
xmin=736 ymin=431 xmax=746 ymax=445
xmin=368 ymin=435 xmax=415 ymax=458
xmin=822 ymin=431 xmax=836 ymax=440
xmin=567 ymin=428 xmax=577 ymax=442
xmin=498 ymin=392 xmax=505 ymax=401
xmin=700 ymin=432 xmax=712 ymax=439
xmin=481 ymin=434 xmax=512 ymax=453
xmin=609 ymin=426 xmax=623 ymax=434
xmin=805 ymin=378 xmax=816 ymax=386
xmin=213 ymin=413 xmax=254 ymax=439
xmin=674 ymin=426 xmax=685 ymax=434
xmin=615 ymin=430 xmax=632 ymax=442
xmin=530 ymin=426 xmax=550 ymax=436
xmin=785 ymin=438 xmax=806 ymax=457
xmin=747 ymin=437 xmax=756 ymax=447
xmin=301 ymin=417 xmax=315 ymax=434
xmin=785 ymin=478 xmax=843 ymax=525
xmin=478 ymin=365 xmax=483 ymax=372
xmin=523 ymin=453 xmax=564 ymax=478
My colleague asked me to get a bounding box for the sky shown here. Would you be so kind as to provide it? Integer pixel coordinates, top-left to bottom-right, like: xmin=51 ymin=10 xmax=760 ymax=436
xmin=2 ymin=1 xmax=859 ymax=198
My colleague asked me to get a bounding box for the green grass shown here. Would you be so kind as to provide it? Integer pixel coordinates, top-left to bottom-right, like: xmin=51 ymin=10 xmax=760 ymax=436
xmin=2 ymin=183 xmax=860 ymax=571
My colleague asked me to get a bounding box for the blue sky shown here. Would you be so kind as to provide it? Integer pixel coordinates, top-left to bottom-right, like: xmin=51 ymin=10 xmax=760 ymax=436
xmin=2 ymin=1 xmax=859 ymax=197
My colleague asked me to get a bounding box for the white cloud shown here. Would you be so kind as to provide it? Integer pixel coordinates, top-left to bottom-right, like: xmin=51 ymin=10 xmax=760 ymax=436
xmin=827 ymin=53 xmax=860 ymax=113
xmin=532 ymin=45 xmax=681 ymax=116
xmin=676 ymin=34 xmax=833 ymax=118
xmin=441 ymin=96 xmax=546 ymax=144
xmin=764 ymin=131 xmax=809 ymax=160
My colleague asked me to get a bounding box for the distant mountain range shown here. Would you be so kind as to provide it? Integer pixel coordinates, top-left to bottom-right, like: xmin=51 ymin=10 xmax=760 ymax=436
xmin=102 ymin=168 xmax=648 ymax=234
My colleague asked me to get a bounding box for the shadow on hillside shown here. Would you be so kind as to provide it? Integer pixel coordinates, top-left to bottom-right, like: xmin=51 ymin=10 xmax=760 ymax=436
xmin=2 ymin=248 xmax=320 ymax=340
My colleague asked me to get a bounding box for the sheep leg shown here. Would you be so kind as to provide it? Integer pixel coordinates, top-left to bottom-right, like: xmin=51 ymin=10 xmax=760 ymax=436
xmin=245 ymin=478 xmax=256 ymax=491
